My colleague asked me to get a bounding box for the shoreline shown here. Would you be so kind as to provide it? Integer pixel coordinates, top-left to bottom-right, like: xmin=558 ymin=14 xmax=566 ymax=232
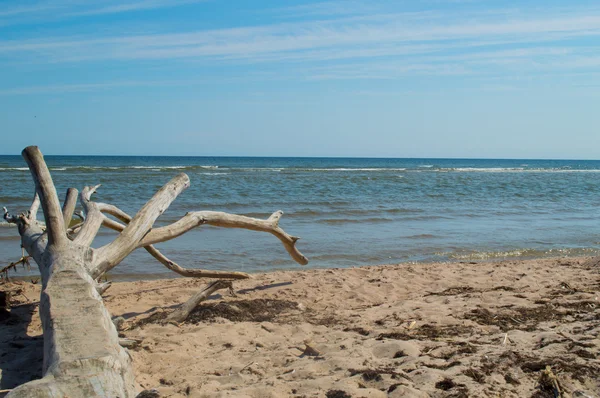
xmin=1 ymin=256 xmax=599 ymax=397
xmin=3 ymin=253 xmax=600 ymax=283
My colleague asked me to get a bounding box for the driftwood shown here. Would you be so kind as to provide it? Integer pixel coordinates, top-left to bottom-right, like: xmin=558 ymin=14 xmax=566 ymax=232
xmin=165 ymin=280 xmax=232 ymax=323
xmin=2 ymin=146 xmax=308 ymax=398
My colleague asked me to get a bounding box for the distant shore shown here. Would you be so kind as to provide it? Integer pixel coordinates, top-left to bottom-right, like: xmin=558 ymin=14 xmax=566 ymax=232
xmin=1 ymin=256 xmax=599 ymax=397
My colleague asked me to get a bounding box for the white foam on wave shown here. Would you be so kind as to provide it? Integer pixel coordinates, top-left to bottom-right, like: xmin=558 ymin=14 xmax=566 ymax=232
xmin=538 ymin=169 xmax=600 ymax=173
xmin=441 ymin=167 xmax=600 ymax=173
xmin=218 ymin=167 xmax=282 ymax=172
xmin=446 ymin=167 xmax=525 ymax=172
xmin=297 ymin=168 xmax=407 ymax=172
xmin=41 ymin=165 xmax=219 ymax=170
xmin=441 ymin=246 xmax=600 ymax=261
xmin=129 ymin=165 xmax=217 ymax=170
xmin=3 ymin=164 xmax=600 ymax=174
xmin=217 ymin=167 xmax=408 ymax=172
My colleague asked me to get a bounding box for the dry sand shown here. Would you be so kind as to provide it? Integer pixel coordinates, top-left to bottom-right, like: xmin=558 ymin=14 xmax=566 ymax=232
xmin=1 ymin=257 xmax=599 ymax=397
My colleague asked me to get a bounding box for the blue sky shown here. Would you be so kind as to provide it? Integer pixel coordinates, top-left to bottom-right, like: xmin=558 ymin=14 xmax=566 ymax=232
xmin=1 ymin=0 xmax=599 ymax=158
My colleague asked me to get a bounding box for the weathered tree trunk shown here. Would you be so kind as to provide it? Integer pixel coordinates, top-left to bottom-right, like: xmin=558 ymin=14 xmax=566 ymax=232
xmin=3 ymin=146 xmax=307 ymax=397
xmin=8 ymin=251 xmax=136 ymax=398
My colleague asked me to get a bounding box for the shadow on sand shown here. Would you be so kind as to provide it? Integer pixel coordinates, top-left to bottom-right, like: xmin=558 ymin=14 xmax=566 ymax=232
xmin=0 ymin=301 xmax=43 ymax=394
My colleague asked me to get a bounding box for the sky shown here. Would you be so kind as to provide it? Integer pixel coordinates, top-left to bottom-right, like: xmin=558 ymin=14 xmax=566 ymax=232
xmin=1 ymin=0 xmax=599 ymax=158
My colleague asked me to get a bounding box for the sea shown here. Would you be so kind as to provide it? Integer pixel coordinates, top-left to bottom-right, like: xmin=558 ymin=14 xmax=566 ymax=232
xmin=1 ymin=156 xmax=600 ymax=280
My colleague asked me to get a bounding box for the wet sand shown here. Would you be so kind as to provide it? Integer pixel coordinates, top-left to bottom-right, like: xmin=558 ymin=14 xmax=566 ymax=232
xmin=1 ymin=257 xmax=599 ymax=397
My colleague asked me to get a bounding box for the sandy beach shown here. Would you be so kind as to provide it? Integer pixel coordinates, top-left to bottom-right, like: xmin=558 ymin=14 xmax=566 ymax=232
xmin=1 ymin=257 xmax=599 ymax=397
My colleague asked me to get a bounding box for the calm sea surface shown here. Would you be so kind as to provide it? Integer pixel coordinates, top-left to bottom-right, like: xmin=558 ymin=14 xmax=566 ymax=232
xmin=1 ymin=156 xmax=600 ymax=280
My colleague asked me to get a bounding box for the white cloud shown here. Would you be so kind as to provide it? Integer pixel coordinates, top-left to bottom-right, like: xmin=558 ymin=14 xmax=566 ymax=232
xmin=1 ymin=3 xmax=600 ymax=83
xmin=2 ymin=8 xmax=600 ymax=62
xmin=0 ymin=0 xmax=205 ymax=26
xmin=64 ymin=0 xmax=205 ymax=17
xmin=0 ymin=80 xmax=195 ymax=95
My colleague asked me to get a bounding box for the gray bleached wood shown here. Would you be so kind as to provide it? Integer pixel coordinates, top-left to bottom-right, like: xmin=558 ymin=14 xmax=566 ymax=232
xmin=139 ymin=210 xmax=308 ymax=266
xmin=28 ymin=192 xmax=40 ymax=221
xmin=3 ymin=145 xmax=308 ymax=397
xmin=73 ymin=184 xmax=104 ymax=246
xmin=93 ymin=173 xmax=190 ymax=272
xmin=96 ymin=281 xmax=112 ymax=295
xmin=99 ymin=213 xmax=252 ymax=280
xmin=6 ymin=147 xmax=136 ymax=397
xmin=22 ymin=146 xmax=67 ymax=247
xmin=78 ymin=197 xmax=252 ymax=280
xmin=61 ymin=188 xmax=78 ymax=228
xmin=165 ymin=280 xmax=232 ymax=323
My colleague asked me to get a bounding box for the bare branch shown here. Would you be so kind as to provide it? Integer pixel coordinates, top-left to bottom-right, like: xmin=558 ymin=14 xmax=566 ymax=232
xmin=4 ymin=205 xmax=48 ymax=267
xmin=3 ymin=207 xmax=20 ymax=224
xmin=4 ymin=191 xmax=41 ymax=240
xmin=62 ymin=188 xmax=79 ymax=228
xmin=3 ymin=207 xmax=38 ymax=241
xmin=29 ymin=193 xmax=40 ymax=221
xmin=96 ymin=203 xmax=131 ymax=224
xmin=67 ymin=222 xmax=83 ymax=235
xmin=95 ymin=207 xmax=250 ymax=280
xmin=15 ymin=219 xmax=48 ymax=268
xmin=165 ymin=280 xmax=232 ymax=324
xmin=21 ymin=146 xmax=67 ymax=247
xmin=101 ymin=217 xmax=127 ymax=231
xmin=140 ymin=210 xmax=308 ymax=265
xmin=94 ymin=174 xmax=190 ymax=272
xmin=73 ymin=185 xmax=104 ymax=246
xmin=86 ymin=174 xmax=305 ymax=279
xmin=144 ymin=245 xmax=251 ymax=279
xmin=96 ymin=281 xmax=112 ymax=295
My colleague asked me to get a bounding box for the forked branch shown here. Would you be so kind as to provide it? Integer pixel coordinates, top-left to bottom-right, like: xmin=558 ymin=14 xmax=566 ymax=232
xmin=87 ymin=175 xmax=305 ymax=279
xmin=21 ymin=146 xmax=67 ymax=247
xmin=29 ymin=193 xmax=40 ymax=221
xmin=4 ymin=192 xmax=41 ymax=227
xmin=140 ymin=210 xmax=308 ymax=265
xmin=62 ymin=188 xmax=79 ymax=228
xmin=89 ymin=203 xmax=251 ymax=280
xmin=73 ymin=184 xmax=105 ymax=246
xmin=93 ymin=174 xmax=190 ymax=271
xmin=92 ymin=209 xmax=306 ymax=279
xmin=165 ymin=280 xmax=232 ymax=323
xmin=3 ymin=207 xmax=20 ymax=224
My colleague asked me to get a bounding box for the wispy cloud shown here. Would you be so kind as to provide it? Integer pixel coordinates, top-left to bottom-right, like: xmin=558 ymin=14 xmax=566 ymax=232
xmin=0 ymin=0 xmax=204 ymax=26
xmin=3 ymin=8 xmax=600 ymax=61
xmin=1 ymin=2 xmax=600 ymax=84
xmin=0 ymin=2 xmax=60 ymax=18
xmin=267 ymin=1 xmax=379 ymax=18
xmin=0 ymin=79 xmax=210 ymax=95
xmin=64 ymin=0 xmax=204 ymax=17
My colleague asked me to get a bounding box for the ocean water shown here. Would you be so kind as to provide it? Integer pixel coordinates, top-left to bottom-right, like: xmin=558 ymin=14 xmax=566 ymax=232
xmin=1 ymin=156 xmax=600 ymax=280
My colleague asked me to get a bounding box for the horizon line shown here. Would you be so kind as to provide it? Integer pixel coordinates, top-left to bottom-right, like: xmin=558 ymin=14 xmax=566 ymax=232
xmin=0 ymin=153 xmax=598 ymax=162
